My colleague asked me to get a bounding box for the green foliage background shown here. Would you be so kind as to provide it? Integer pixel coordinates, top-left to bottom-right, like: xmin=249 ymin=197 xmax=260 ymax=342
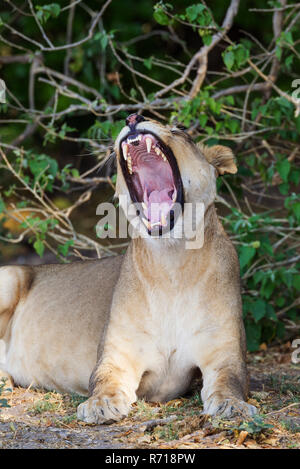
xmin=0 ymin=0 xmax=299 ymax=351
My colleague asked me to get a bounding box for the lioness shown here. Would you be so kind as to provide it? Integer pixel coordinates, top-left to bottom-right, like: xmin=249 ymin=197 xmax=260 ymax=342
xmin=0 ymin=115 xmax=257 ymax=423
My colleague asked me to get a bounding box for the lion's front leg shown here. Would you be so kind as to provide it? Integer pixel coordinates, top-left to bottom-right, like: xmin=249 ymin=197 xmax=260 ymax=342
xmin=77 ymin=340 xmax=144 ymax=424
xmin=195 ymin=329 xmax=257 ymax=419
xmin=201 ymin=364 xmax=257 ymax=418
xmin=77 ymin=388 xmax=134 ymax=425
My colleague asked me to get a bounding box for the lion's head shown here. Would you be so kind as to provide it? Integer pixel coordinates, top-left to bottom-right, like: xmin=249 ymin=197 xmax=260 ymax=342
xmin=115 ymin=114 xmax=237 ymax=238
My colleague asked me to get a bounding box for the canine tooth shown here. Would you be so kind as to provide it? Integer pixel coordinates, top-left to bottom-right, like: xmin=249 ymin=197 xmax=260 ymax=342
xmin=142 ymin=202 xmax=147 ymax=210
xmin=122 ymin=143 xmax=128 ymax=160
xmin=146 ymin=137 xmax=152 ymax=153
xmin=127 ymin=156 xmax=132 ymax=174
xmin=138 ymin=134 xmax=142 ymax=141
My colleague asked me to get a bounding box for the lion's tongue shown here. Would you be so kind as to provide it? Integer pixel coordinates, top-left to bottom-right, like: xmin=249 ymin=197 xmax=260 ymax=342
xmin=133 ymin=154 xmax=176 ymax=226
xmin=146 ymin=189 xmax=173 ymax=225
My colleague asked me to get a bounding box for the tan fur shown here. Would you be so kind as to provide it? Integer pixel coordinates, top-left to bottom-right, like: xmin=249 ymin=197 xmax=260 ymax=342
xmin=0 ymin=258 xmax=122 ymax=395
xmin=197 ymin=143 xmax=238 ymax=175
xmin=0 ymin=119 xmax=256 ymax=422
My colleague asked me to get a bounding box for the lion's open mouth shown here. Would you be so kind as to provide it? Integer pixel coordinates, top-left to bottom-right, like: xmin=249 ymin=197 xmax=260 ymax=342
xmin=119 ymin=130 xmax=184 ymax=233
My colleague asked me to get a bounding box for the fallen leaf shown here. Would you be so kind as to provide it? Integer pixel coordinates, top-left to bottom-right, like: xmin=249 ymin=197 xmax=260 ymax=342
xmin=260 ymin=343 xmax=267 ymax=351
xmin=218 ymin=438 xmax=231 ymax=444
xmin=165 ymin=399 xmax=185 ymax=408
xmin=264 ymin=437 xmax=278 ymax=446
xmin=237 ymin=430 xmax=248 ymax=445
xmin=137 ymin=434 xmax=152 ymax=444
xmin=244 ymin=439 xmax=260 ymax=448
xmin=117 ymin=430 xmax=133 ymax=437
xmin=247 ymin=398 xmax=259 ymax=407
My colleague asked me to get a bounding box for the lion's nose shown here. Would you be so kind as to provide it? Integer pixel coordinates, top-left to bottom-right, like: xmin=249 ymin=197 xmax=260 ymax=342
xmin=125 ymin=114 xmax=145 ymax=129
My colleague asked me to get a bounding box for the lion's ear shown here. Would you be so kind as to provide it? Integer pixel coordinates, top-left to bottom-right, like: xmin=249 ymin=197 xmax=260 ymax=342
xmin=197 ymin=143 xmax=237 ymax=176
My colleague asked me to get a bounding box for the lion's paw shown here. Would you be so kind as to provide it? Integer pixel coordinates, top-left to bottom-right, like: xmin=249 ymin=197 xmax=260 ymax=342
xmin=204 ymin=397 xmax=258 ymax=419
xmin=77 ymin=393 xmax=131 ymax=424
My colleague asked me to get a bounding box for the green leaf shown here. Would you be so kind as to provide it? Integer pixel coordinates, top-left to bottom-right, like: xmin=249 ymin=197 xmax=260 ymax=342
xmin=33 ymin=239 xmax=45 ymax=258
xmin=282 ymin=31 xmax=294 ymax=46
xmin=291 ymin=202 xmax=300 ymax=222
xmin=225 ymin=95 xmax=235 ymax=106
xmin=223 ymin=50 xmax=234 ymax=71
xmin=222 ymin=44 xmax=249 ymax=71
xmin=58 ymin=240 xmax=74 ymax=257
xmin=245 ymin=322 xmax=261 ymax=352
xmin=266 ymin=304 xmax=277 ymax=321
xmin=198 ymin=114 xmax=208 ymax=127
xmin=276 ymin=321 xmax=286 ymax=339
xmin=279 ymin=182 xmax=289 ymax=195
xmin=202 ymin=33 xmax=212 ymax=46
xmin=153 ymin=9 xmax=169 ymax=25
xmin=0 ymin=197 xmax=6 ymax=214
xmin=98 ymin=31 xmax=108 ymax=51
xmin=235 ymin=45 xmax=249 ymax=68
xmin=0 ymin=398 xmax=10 ymax=408
xmin=71 ymin=169 xmax=80 ymax=178
xmin=276 ymin=159 xmax=290 ymax=182
xmin=290 ymin=169 xmax=300 ymax=186
xmin=261 ymin=281 xmax=275 ymax=300
xmin=276 ymin=297 xmax=285 ymax=307
xmin=186 ymin=4 xmax=206 ymax=22
xmin=275 ymin=45 xmax=282 ymax=60
xmin=35 ymin=3 xmax=61 ymax=24
xmin=226 ymin=118 xmax=239 ymax=133
xmin=251 ymin=299 xmax=267 ymax=323
xmin=293 ymin=275 xmax=300 ymax=291
xmin=28 ymin=153 xmax=58 ymax=192
xmin=285 ymin=54 xmax=294 ymax=69
xmin=251 ymin=241 xmax=260 ymax=249
xmin=58 ymin=123 xmax=76 ymax=139
xmin=237 ymin=415 xmax=273 ymax=434
xmin=143 ymin=57 xmax=153 ymax=70
xmin=239 ymin=246 xmax=256 ymax=270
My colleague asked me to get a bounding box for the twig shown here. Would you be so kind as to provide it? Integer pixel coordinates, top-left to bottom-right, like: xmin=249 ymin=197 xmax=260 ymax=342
xmin=28 ymin=0 xmax=54 ymax=49
xmin=189 ymin=0 xmax=240 ymax=98
xmin=265 ymin=402 xmax=300 ymax=416
xmin=248 ymin=58 xmax=300 ymax=116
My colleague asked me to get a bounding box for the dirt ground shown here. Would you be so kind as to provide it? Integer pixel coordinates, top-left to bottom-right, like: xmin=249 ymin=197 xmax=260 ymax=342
xmin=0 ymin=343 xmax=299 ymax=450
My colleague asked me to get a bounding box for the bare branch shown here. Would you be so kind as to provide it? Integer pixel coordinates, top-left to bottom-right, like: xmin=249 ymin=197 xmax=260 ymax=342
xmin=189 ymin=0 xmax=240 ymax=98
